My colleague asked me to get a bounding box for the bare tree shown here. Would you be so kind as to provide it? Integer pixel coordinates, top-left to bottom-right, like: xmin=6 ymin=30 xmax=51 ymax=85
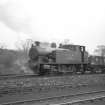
xmin=0 ymin=43 xmax=6 ymax=49
xmin=15 ymin=39 xmax=33 ymax=55
xmin=15 ymin=39 xmax=34 ymax=73
xmin=63 ymin=39 xmax=70 ymax=44
xmin=94 ymin=45 xmax=105 ymax=56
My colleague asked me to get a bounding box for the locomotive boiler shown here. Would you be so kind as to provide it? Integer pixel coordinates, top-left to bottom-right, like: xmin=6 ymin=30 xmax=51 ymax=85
xmin=28 ymin=41 xmax=89 ymax=75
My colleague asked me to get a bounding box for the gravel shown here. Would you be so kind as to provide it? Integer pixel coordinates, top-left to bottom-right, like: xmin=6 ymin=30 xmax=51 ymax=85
xmin=0 ymin=74 xmax=105 ymax=89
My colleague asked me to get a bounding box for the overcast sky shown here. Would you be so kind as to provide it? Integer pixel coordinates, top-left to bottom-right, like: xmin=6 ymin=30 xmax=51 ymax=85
xmin=0 ymin=0 xmax=105 ymax=54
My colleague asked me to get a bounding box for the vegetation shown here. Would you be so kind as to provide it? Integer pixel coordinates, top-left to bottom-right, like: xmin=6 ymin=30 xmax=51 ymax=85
xmin=94 ymin=45 xmax=105 ymax=56
xmin=0 ymin=39 xmax=34 ymax=75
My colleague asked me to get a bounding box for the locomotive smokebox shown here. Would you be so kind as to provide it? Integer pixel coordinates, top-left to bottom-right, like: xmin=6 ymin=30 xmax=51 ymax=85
xmin=29 ymin=44 xmax=55 ymax=61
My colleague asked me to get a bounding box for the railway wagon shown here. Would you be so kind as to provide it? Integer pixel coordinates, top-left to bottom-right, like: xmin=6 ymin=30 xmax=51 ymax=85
xmin=88 ymin=56 xmax=105 ymax=73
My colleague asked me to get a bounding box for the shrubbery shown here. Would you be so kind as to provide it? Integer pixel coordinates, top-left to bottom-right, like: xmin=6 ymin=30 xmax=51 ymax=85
xmin=0 ymin=49 xmax=33 ymax=75
xmin=0 ymin=49 xmax=17 ymax=67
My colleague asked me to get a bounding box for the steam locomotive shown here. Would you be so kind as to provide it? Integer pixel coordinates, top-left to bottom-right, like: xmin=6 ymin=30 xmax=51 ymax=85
xmin=28 ymin=41 xmax=105 ymax=75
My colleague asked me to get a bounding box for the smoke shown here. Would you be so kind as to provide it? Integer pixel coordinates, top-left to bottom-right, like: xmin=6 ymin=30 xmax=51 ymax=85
xmin=0 ymin=0 xmax=32 ymax=34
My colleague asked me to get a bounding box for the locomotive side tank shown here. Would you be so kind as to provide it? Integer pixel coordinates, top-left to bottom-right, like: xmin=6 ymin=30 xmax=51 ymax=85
xmin=56 ymin=44 xmax=88 ymax=64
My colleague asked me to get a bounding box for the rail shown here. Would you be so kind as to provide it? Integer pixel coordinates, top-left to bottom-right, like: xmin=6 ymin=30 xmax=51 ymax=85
xmin=0 ymin=73 xmax=104 ymax=80
xmin=2 ymin=90 xmax=105 ymax=105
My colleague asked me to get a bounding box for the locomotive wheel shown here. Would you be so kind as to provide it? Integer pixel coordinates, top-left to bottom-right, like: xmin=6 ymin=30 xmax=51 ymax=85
xmin=39 ymin=64 xmax=50 ymax=76
xmin=102 ymin=68 xmax=105 ymax=73
xmin=71 ymin=65 xmax=77 ymax=74
xmin=61 ymin=65 xmax=68 ymax=74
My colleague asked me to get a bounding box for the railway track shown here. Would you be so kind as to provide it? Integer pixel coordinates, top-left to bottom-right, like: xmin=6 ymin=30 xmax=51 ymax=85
xmin=0 ymin=74 xmax=38 ymax=80
xmin=1 ymin=90 xmax=105 ymax=105
xmin=51 ymin=98 xmax=105 ymax=105
xmin=0 ymin=73 xmax=104 ymax=80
